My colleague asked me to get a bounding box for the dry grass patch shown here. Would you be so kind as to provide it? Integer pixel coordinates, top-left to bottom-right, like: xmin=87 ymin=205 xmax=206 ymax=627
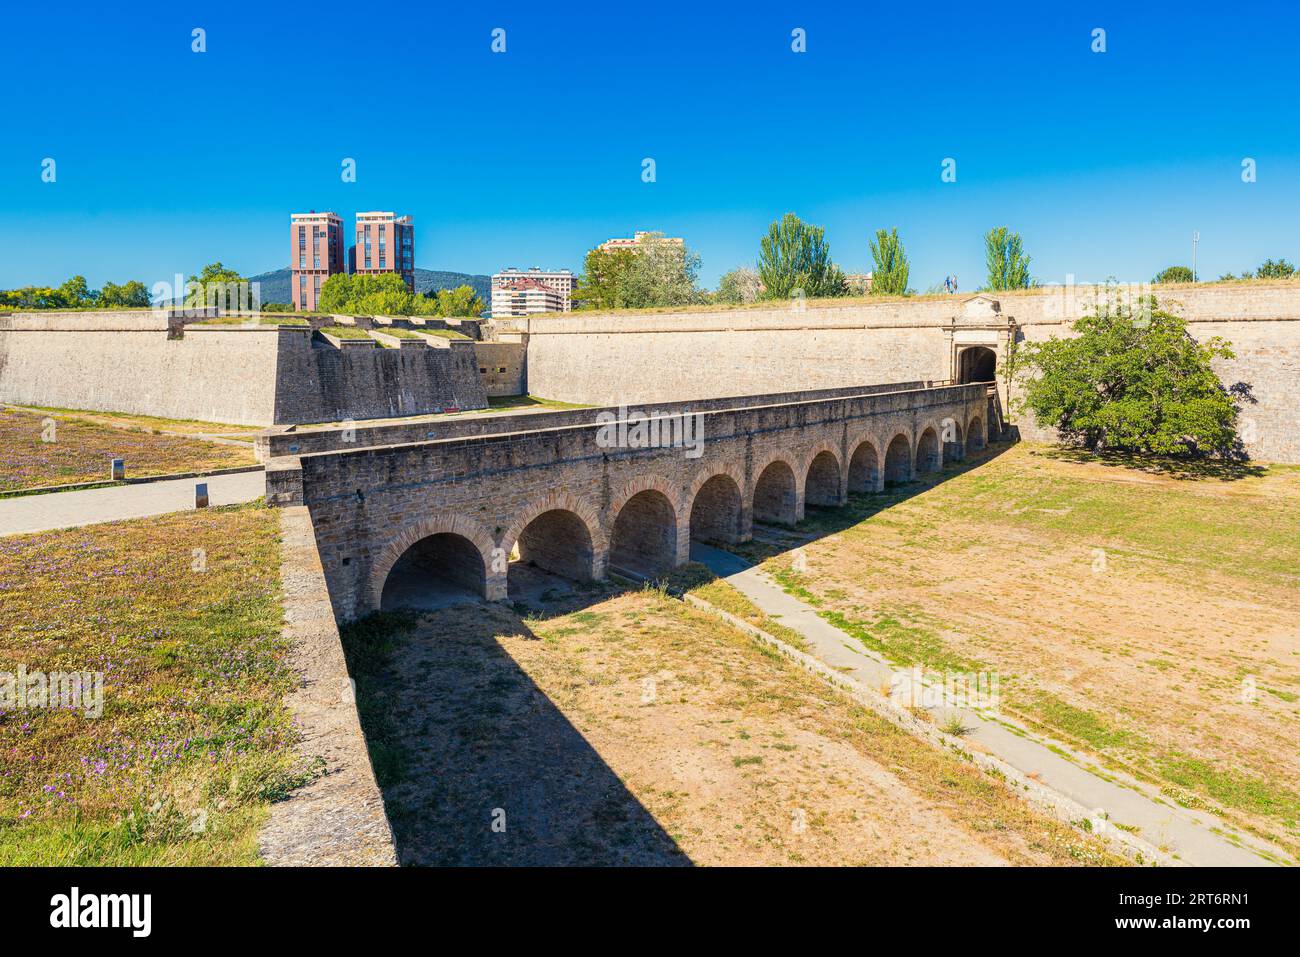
xmin=739 ymin=442 xmax=1300 ymax=855
xmin=1 ymin=406 xmax=256 ymax=492
xmin=343 ymin=589 xmax=1123 ymax=866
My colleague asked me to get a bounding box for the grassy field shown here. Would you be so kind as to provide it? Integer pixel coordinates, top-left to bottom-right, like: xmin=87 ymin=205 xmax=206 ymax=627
xmin=1 ymin=406 xmax=256 ymax=492
xmin=318 ymin=325 xmax=372 ymax=340
xmin=733 ymin=442 xmax=1300 ymax=856
xmin=0 ymin=504 xmax=309 ymax=865
xmin=343 ymin=589 xmax=1123 ymax=866
xmin=189 ymin=316 xmax=310 ymax=327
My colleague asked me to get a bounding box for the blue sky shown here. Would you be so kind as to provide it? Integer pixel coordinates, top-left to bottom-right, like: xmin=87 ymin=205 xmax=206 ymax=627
xmin=2 ymin=0 xmax=1296 ymax=292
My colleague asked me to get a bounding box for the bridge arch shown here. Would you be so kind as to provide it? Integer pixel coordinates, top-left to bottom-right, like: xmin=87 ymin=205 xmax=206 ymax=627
xmin=502 ymin=491 xmax=607 ymax=584
xmin=608 ymin=475 xmax=685 ymax=577
xmin=688 ymin=466 xmax=746 ymax=546
xmin=916 ymin=425 xmax=942 ymax=473
xmin=883 ymin=432 xmax=913 ymax=484
xmin=751 ymin=456 xmax=799 ymax=526
xmin=802 ymin=445 xmax=843 ymax=506
xmin=847 ymin=436 xmax=883 ymax=493
xmin=941 ymin=417 xmax=965 ymax=463
xmin=368 ymin=512 xmax=504 ymax=613
xmin=967 ymin=414 xmax=986 ymax=454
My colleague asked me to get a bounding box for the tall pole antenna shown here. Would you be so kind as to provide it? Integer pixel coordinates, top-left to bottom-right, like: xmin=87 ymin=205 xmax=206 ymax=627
xmin=1192 ymin=231 xmax=1200 ymax=282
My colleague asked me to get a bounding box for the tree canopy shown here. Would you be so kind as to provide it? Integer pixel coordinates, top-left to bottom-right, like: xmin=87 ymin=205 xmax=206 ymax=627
xmin=184 ymin=262 xmax=253 ymax=310
xmin=318 ymin=273 xmax=482 ymax=317
xmin=715 ymin=267 xmax=762 ymax=304
xmin=1014 ymin=296 xmax=1242 ymax=458
xmin=868 ymin=228 xmax=909 ymax=296
xmin=1153 ymin=265 xmax=1194 ymax=284
xmin=431 ymin=285 xmax=486 ymax=317
xmin=984 ymin=227 xmax=1032 ymax=290
xmin=757 ymin=213 xmax=847 ymax=300
xmin=575 ymin=233 xmax=701 ymax=310
xmin=0 ymin=275 xmax=151 ymax=310
xmin=575 ymin=247 xmax=638 ymax=310
xmin=1255 ymin=258 xmax=1295 ymax=279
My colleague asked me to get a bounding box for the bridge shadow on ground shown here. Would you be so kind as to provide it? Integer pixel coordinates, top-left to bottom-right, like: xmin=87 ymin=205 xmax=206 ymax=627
xmin=339 ymin=602 xmax=691 ymax=866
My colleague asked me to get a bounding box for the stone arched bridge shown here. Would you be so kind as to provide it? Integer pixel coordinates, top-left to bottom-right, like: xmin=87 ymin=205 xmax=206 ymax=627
xmin=265 ymin=381 xmax=994 ymax=620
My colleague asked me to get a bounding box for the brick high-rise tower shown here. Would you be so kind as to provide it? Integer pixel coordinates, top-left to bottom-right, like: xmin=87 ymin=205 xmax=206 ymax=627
xmin=290 ymin=211 xmax=345 ymax=311
xmin=350 ymin=212 xmax=415 ymax=290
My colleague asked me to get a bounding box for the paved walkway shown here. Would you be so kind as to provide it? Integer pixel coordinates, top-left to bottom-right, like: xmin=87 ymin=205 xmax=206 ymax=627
xmin=690 ymin=542 xmax=1284 ymax=867
xmin=0 ymin=471 xmax=266 ymax=536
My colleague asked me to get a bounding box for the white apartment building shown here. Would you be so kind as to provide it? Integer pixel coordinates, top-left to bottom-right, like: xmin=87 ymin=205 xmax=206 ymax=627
xmin=491 ymin=267 xmax=577 ymax=316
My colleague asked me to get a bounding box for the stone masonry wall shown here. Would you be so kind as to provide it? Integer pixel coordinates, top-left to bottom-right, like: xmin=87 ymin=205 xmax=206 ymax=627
xmin=0 ymin=313 xmax=281 ymax=425
xmin=472 ymin=341 xmax=526 ymax=397
xmin=498 ymin=281 xmax=1300 ymax=463
xmin=273 ymin=336 xmax=486 ymax=423
xmin=278 ymin=383 xmax=988 ymax=621
xmin=0 ymin=314 xmax=488 ymax=426
xmin=257 ymin=380 xmax=930 ymax=459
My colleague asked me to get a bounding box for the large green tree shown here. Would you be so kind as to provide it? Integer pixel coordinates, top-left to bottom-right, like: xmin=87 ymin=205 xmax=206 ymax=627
xmin=575 ymin=247 xmax=638 ymax=309
xmin=185 ymin=262 xmax=252 ymax=310
xmin=868 ymin=228 xmax=909 ymax=296
xmin=98 ymin=279 xmax=151 ymax=307
xmin=432 ymin=285 xmax=486 ymax=317
xmin=715 ymin=266 xmax=762 ymax=304
xmin=317 ymin=273 xmax=354 ymax=313
xmin=757 ymin=213 xmax=847 ymax=300
xmin=984 ymin=227 xmax=1032 ymax=290
xmin=318 ymin=273 xmax=424 ymax=315
xmin=619 ymin=233 xmax=701 ymax=308
xmin=57 ymin=275 xmax=96 ymax=307
xmin=576 ymin=233 xmax=701 ymax=309
xmin=1153 ymin=265 xmax=1195 ymax=284
xmin=1014 ymin=297 xmax=1241 ymax=458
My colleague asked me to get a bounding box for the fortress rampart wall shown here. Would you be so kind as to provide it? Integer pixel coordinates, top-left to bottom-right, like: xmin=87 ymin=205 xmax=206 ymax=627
xmin=0 ymin=313 xmax=487 ymax=426
xmin=498 ymin=282 xmax=1300 ymax=463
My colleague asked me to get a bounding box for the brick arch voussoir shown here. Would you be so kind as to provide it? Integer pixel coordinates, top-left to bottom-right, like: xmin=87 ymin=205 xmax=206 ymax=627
xmin=366 ymin=512 xmax=499 ymax=613
xmin=501 ymin=490 xmax=608 ymax=556
xmin=608 ymin=474 xmax=685 ymax=525
xmin=686 ymin=461 xmax=747 ymax=510
xmin=799 ymin=440 xmax=844 ymax=481
xmin=749 ymin=452 xmax=800 ymax=500
xmin=847 ymin=430 xmax=886 ymax=468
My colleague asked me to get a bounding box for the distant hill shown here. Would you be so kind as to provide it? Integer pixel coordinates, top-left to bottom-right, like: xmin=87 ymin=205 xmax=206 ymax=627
xmin=247 ymin=267 xmax=491 ymax=305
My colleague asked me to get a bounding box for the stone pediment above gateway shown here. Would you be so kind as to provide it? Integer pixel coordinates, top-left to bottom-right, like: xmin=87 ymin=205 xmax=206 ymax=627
xmin=957 ymin=295 xmax=1002 ymax=323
